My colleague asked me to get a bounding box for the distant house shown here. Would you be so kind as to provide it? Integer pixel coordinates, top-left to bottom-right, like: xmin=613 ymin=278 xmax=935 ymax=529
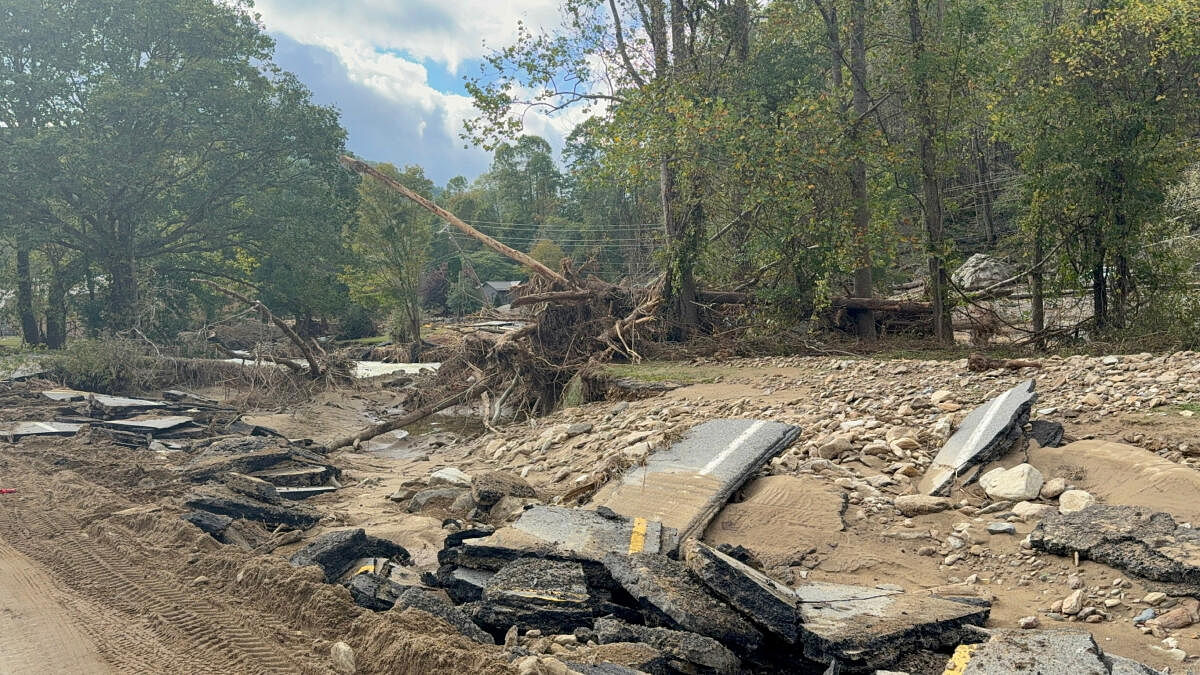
xmin=479 ymin=281 xmax=521 ymax=307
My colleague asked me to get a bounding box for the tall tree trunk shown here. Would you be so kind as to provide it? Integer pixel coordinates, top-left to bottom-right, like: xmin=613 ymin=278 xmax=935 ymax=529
xmin=972 ymin=131 xmax=997 ymax=248
xmin=106 ymin=254 xmax=138 ymax=332
xmin=1091 ymin=226 xmax=1107 ymax=331
xmin=662 ymin=0 xmax=699 ymax=338
xmin=15 ymin=245 xmax=41 ymax=346
xmin=849 ymin=0 xmax=876 ymax=341
xmin=908 ymin=0 xmax=953 ymax=345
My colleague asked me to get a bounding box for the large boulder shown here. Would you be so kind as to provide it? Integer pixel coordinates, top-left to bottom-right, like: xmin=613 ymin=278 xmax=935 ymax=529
xmin=979 ymin=463 xmax=1044 ymax=502
xmin=951 ymin=253 xmax=1016 ymax=292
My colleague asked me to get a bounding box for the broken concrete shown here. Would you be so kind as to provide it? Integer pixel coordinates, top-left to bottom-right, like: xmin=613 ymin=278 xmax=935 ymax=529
xmin=591 ymin=419 xmax=801 ymax=541
xmin=184 ymin=487 xmax=320 ymax=529
xmin=945 ymin=629 xmax=1159 ymax=674
xmin=794 ymin=581 xmax=990 ymax=671
xmin=682 ymin=539 xmax=799 ymax=643
xmin=919 ymin=379 xmax=1037 ymax=495
xmin=433 ymin=565 xmax=495 ymax=604
xmin=473 ymin=558 xmax=593 ymax=636
xmin=456 ymin=506 xmax=675 ymax=571
xmin=408 ymin=487 xmax=472 ymax=514
xmin=2 ymin=421 xmax=84 ymax=439
xmin=393 ymin=587 xmax=494 ymax=644
xmin=288 ymin=528 xmax=410 ymax=582
xmin=603 ymin=552 xmax=762 ymax=653
xmin=593 ymin=616 xmax=739 ymax=675
xmin=276 ymin=485 xmax=338 ymax=500
xmin=1031 ymin=505 xmax=1200 ymax=592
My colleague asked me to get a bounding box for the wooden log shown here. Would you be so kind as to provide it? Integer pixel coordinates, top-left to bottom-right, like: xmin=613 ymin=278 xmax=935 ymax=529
xmin=510 ymin=289 xmax=600 ymax=308
xmin=830 ymin=296 xmax=933 ymax=313
xmin=340 ymin=156 xmax=571 ymax=287
xmin=696 ymin=290 xmax=754 ymax=305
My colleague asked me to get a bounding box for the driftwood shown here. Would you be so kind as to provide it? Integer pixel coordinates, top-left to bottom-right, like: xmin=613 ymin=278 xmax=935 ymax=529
xmin=193 ymin=279 xmax=326 ymax=377
xmin=329 ymin=377 xmax=493 ymax=450
xmin=340 ymin=156 xmax=569 ymax=287
xmin=696 ymin=290 xmax=754 ymax=305
xmin=510 ymin=289 xmax=602 ymax=308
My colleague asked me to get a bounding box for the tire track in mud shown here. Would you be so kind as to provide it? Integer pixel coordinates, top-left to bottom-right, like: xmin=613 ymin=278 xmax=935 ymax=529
xmin=0 ymin=492 xmax=300 ymax=674
xmin=0 ymin=538 xmax=113 ymax=675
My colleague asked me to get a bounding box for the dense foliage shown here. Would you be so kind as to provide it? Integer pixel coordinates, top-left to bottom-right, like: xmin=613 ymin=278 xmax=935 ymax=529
xmin=1 ymin=0 xmax=1196 ymax=349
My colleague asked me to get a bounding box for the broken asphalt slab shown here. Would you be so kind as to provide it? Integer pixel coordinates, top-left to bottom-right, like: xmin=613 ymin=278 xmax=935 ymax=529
xmin=455 ymin=505 xmax=676 ymax=570
xmin=288 ymin=528 xmax=410 ymax=582
xmin=1031 ymin=504 xmax=1200 ymax=593
xmin=346 ymin=572 xmax=415 ymax=611
xmin=945 ymin=629 xmax=1159 ymax=674
xmin=42 ymin=389 xmax=166 ymax=409
xmin=2 ymin=421 xmax=84 ymax=439
xmin=794 ymin=581 xmax=989 ymax=672
xmin=593 ymin=616 xmax=740 ymax=675
xmin=919 ymin=380 xmax=1037 ymax=496
xmin=603 ymin=551 xmax=763 ymax=654
xmin=393 ymin=587 xmax=494 ymax=644
xmin=683 ymin=539 xmax=799 ymax=643
xmin=591 ymin=419 xmax=801 ymax=541
xmin=184 ymin=486 xmax=320 ymax=530
xmin=473 ymin=558 xmax=594 ymax=635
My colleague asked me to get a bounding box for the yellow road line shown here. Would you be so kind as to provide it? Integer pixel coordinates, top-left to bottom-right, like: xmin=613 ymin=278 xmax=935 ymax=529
xmin=942 ymin=644 xmax=976 ymax=674
xmin=628 ymin=517 xmax=648 ymax=554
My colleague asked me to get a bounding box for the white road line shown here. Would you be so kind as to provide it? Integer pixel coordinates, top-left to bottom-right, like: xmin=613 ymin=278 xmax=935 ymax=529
xmin=699 ymin=420 xmax=767 ymax=476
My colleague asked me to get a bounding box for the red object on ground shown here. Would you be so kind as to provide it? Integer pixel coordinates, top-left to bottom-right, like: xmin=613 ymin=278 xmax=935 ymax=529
xmin=0 ymin=489 xmax=15 ymax=494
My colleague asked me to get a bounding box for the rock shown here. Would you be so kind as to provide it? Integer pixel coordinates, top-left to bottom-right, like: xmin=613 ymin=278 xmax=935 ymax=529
xmin=330 ymin=641 xmax=356 ymax=674
xmin=1143 ymin=592 xmax=1167 ymax=605
xmin=931 ymin=390 xmax=955 ymax=405
xmin=1031 ymin=505 xmax=1200 ymax=593
xmin=1012 ymin=501 xmax=1056 ymax=522
xmin=986 ymin=522 xmax=1016 ymax=535
xmin=1062 ymin=590 xmax=1084 ymax=615
xmin=1082 ymin=393 xmax=1104 ymax=407
xmin=894 ymin=494 xmax=952 ymax=517
xmin=393 ymin=587 xmax=494 ymax=644
xmin=474 ymin=558 xmax=594 ymax=635
xmin=919 ymin=380 xmax=1037 ymax=496
xmin=471 ymin=471 xmax=537 ymax=508
xmin=289 ymin=529 xmax=409 ymax=582
xmin=603 ymin=552 xmax=762 ymax=653
xmin=1058 ymin=490 xmax=1096 ymax=514
xmin=1017 ymin=616 xmax=1039 ymax=629
xmin=816 ymin=435 xmax=852 ymax=459
xmin=1040 ymin=477 xmax=1067 ymax=499
xmin=682 ymin=539 xmax=798 ymax=643
xmin=566 ymin=423 xmax=593 ymax=437
xmin=952 ymin=253 xmax=1016 ymax=292
xmin=979 ymin=464 xmax=1044 ymax=502
xmin=593 ymin=617 xmax=739 ymax=675
xmin=1148 ymin=599 xmax=1200 ymax=630
xmin=430 ymin=467 xmax=472 ymax=487
xmin=408 ymin=487 xmax=472 ymax=514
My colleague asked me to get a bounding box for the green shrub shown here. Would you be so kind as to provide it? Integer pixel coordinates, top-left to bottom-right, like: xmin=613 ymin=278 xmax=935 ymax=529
xmin=44 ymin=339 xmax=154 ymax=394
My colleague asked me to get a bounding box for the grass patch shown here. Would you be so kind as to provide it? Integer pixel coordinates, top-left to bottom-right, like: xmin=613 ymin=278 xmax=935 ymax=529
xmin=0 ymin=336 xmax=23 ymax=350
xmin=1175 ymin=402 xmax=1200 ymax=414
xmin=602 ymin=362 xmax=729 ymax=384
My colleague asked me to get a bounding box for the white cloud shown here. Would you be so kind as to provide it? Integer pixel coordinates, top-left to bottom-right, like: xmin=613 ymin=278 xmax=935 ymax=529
xmin=254 ymin=0 xmax=563 ymax=73
xmin=255 ymin=0 xmax=600 ymax=179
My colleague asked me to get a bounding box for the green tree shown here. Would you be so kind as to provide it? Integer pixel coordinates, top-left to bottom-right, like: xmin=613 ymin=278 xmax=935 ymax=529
xmin=529 ymin=239 xmax=567 ymax=271
xmin=344 ymin=163 xmax=435 ymax=347
xmin=1 ymin=0 xmax=348 ymax=333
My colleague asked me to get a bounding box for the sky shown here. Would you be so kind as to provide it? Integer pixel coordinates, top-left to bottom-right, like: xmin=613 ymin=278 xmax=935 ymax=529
xmin=254 ymin=0 xmax=577 ymax=185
